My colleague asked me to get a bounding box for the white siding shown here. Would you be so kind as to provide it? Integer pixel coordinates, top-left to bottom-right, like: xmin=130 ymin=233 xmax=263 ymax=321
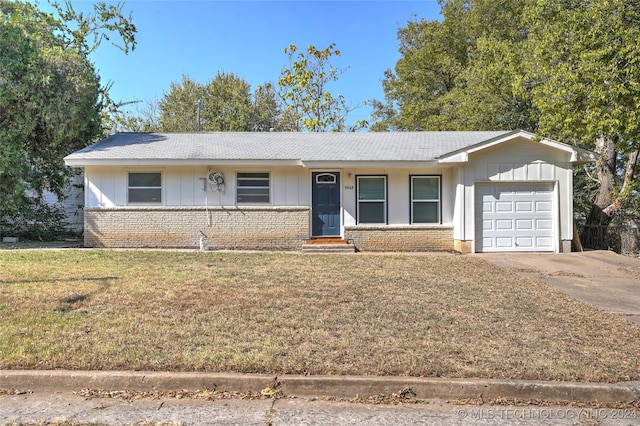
xmin=344 ymin=166 xmax=451 ymax=227
xmin=85 ymin=166 xmax=310 ymax=209
xmin=85 ymin=165 xmax=454 ymax=232
xmin=456 ymin=136 xmax=574 ymax=251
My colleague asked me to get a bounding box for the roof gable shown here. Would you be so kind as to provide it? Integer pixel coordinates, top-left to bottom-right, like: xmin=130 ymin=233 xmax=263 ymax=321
xmin=437 ymin=130 xmax=596 ymax=165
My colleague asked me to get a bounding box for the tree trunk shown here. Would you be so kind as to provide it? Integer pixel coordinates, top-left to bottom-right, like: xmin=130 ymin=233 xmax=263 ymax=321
xmin=581 ymin=137 xmax=639 ymax=250
xmin=580 ymin=137 xmax=616 ymax=249
xmin=620 ymin=217 xmax=640 ymax=255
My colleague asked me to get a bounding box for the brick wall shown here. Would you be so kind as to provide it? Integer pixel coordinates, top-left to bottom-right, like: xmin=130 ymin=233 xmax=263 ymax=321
xmin=84 ymin=207 xmax=309 ymax=250
xmin=345 ymin=225 xmax=454 ymax=252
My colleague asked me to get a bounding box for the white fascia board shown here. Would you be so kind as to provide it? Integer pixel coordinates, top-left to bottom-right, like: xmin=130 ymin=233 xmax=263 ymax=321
xmin=437 ymin=152 xmax=468 ymax=164
xmin=437 ymin=130 xmax=595 ymax=165
xmin=437 ymin=131 xmax=525 ymax=163
xmin=538 ymin=139 xmax=597 ymax=164
xmin=465 ymin=130 xmax=534 ymax=154
xmin=63 ymin=159 xmax=303 ymax=167
xmin=301 ymin=160 xmax=442 ymax=168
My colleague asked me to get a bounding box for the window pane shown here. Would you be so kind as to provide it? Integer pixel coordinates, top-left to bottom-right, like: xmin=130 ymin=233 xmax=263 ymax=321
xmin=358 ymin=178 xmax=385 ymax=200
xmin=236 ymin=172 xmax=270 ymax=203
xmin=359 ymin=202 xmax=384 ymax=223
xmin=237 ymin=178 xmax=269 ymax=187
xmin=237 ymin=172 xmax=269 ymax=180
xmin=413 ymin=177 xmax=439 ymax=200
xmin=413 ymin=201 xmax=438 ymax=223
xmin=129 ymin=172 xmax=161 ymax=187
xmin=129 ymin=188 xmax=161 ymax=203
xmin=237 ymin=188 xmax=269 ymax=203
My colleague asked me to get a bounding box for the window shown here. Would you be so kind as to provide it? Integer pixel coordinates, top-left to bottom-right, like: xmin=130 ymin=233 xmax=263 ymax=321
xmin=357 ymin=176 xmax=387 ymax=224
xmin=315 ymin=173 xmax=336 ymax=184
xmin=411 ymin=176 xmax=440 ymax=223
xmin=236 ymin=172 xmax=270 ymax=203
xmin=128 ymin=172 xmax=161 ymax=204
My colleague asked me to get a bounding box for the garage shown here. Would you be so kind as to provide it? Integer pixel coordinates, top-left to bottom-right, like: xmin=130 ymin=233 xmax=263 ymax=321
xmin=475 ymin=183 xmax=555 ymax=252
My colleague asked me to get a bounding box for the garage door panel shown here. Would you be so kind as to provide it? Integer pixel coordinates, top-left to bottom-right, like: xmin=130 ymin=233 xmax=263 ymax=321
xmin=516 ymin=219 xmax=533 ymax=230
xmin=496 ymin=219 xmax=512 ymax=230
xmin=536 ymin=219 xmax=553 ymax=229
xmin=515 ymin=237 xmax=534 ymax=248
xmin=476 ymin=183 xmax=554 ymax=252
xmin=535 ymin=237 xmax=553 ymax=248
xmin=535 ymin=201 xmax=552 ymax=211
xmin=516 ymin=201 xmax=532 ymax=212
xmin=496 ymin=237 xmax=514 ymax=248
xmin=495 ymin=202 xmax=513 ymax=212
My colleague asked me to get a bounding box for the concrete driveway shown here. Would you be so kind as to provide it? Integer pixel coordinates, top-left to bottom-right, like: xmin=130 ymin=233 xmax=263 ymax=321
xmin=478 ymin=250 xmax=640 ymax=326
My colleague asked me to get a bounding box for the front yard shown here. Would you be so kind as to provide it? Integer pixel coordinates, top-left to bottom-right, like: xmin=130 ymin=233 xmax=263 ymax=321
xmin=0 ymin=250 xmax=638 ymax=382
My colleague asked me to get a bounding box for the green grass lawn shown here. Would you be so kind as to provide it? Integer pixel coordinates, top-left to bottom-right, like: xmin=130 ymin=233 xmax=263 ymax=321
xmin=1 ymin=250 xmax=638 ymax=382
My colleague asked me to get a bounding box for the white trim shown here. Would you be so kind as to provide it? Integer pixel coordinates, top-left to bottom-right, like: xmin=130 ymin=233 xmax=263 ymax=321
xmin=126 ymin=170 xmax=163 ymax=206
xmin=66 ymin=159 xmax=303 ymax=167
xmin=437 ymin=130 xmax=596 ymax=165
xmin=356 ymin=175 xmax=388 ymax=225
xmin=302 ymin=160 xmax=440 ymax=169
xmin=315 ymin=173 xmax=338 ymax=184
xmin=310 ymin=169 xmax=343 ymax=238
xmin=410 ymin=175 xmax=441 ymax=224
xmin=235 ymin=171 xmax=271 ymax=205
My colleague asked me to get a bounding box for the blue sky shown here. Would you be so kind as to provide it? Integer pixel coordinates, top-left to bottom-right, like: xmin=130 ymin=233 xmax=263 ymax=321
xmin=58 ymin=1 xmax=442 ymax=127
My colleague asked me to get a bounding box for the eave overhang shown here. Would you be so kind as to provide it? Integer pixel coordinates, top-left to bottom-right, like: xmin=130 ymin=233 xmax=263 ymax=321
xmin=64 ymin=158 xmax=304 ymax=167
xmin=64 ymin=158 xmax=444 ymax=169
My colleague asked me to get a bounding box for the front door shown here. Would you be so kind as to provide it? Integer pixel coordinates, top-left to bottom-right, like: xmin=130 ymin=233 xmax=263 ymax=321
xmin=312 ymin=172 xmax=341 ymax=236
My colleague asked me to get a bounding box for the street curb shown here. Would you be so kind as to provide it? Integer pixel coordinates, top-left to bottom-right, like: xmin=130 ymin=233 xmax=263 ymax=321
xmin=1 ymin=371 xmax=639 ymax=404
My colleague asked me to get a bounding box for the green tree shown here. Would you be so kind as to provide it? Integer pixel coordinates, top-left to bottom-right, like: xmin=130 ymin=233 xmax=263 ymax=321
xmin=158 ymin=72 xmax=272 ymax=132
xmin=372 ymin=0 xmax=534 ymax=132
xmin=375 ymin=0 xmax=640 ymax=249
xmin=0 ymin=0 xmax=135 ymax=238
xmin=158 ymin=75 xmax=206 ymax=132
xmin=251 ymin=83 xmax=281 ymax=132
xmin=107 ymin=98 xmax=160 ymax=133
xmin=278 ymin=44 xmax=365 ymax=132
xmin=202 ymin=72 xmax=253 ymax=131
xmin=525 ymin=0 xmax=640 ymax=248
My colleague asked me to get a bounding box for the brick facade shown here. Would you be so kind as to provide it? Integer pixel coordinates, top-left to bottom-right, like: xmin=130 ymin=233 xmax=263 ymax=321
xmin=84 ymin=206 xmax=309 ymax=250
xmin=345 ymin=225 xmax=454 ymax=252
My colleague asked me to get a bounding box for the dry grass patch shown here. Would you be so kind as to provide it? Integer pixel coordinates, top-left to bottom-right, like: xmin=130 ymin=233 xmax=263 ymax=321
xmin=1 ymin=250 xmax=639 ymax=382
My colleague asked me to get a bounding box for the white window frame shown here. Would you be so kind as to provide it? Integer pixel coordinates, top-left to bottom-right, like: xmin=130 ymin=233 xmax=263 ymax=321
xmin=236 ymin=171 xmax=271 ymax=204
xmin=411 ymin=175 xmax=441 ymax=224
xmin=127 ymin=171 xmax=162 ymax=205
xmin=356 ymin=175 xmax=387 ymax=224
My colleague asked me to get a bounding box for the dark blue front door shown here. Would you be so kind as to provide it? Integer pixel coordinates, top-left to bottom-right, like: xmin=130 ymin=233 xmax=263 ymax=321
xmin=312 ymin=172 xmax=341 ymax=236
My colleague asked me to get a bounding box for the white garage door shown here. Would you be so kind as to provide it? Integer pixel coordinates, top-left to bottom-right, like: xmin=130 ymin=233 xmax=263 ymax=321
xmin=475 ymin=183 xmax=555 ymax=252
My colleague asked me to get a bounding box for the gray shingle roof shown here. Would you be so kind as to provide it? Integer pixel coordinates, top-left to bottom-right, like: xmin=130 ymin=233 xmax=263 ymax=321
xmin=65 ymin=131 xmax=514 ymax=165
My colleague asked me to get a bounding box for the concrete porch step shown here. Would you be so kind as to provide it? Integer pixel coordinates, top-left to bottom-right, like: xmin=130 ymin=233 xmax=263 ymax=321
xmin=301 ymin=238 xmax=356 ymax=253
xmin=301 ymin=244 xmax=356 ymax=253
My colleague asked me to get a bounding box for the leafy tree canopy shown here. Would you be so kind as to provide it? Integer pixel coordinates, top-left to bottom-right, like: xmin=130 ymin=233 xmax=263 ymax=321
xmin=371 ymin=0 xmax=534 ymax=131
xmin=525 ymin=0 xmax=640 ymax=248
xmin=158 ymin=73 xmax=280 ymax=132
xmin=0 ymin=0 xmax=135 ymax=238
xmin=373 ymin=0 xmax=640 ymax=249
xmin=278 ymin=44 xmax=365 ymax=132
